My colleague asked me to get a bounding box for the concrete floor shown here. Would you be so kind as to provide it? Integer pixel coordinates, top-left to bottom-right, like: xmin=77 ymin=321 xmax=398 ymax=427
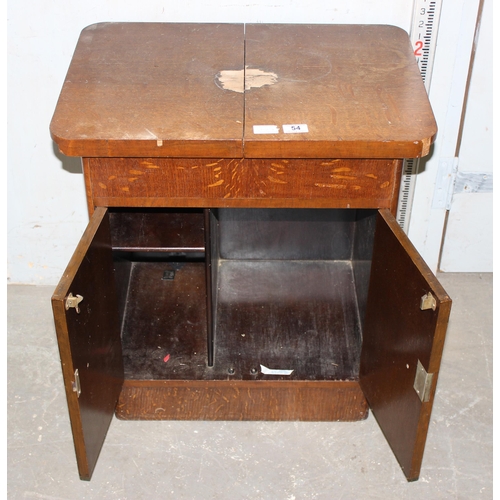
xmin=7 ymin=273 xmax=492 ymax=499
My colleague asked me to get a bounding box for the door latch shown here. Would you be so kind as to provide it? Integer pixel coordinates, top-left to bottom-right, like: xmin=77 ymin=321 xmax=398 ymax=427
xmin=420 ymin=291 xmax=436 ymax=311
xmin=65 ymin=293 xmax=83 ymax=313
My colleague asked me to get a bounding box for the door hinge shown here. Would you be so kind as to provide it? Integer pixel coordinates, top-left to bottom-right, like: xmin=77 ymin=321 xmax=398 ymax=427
xmin=72 ymin=369 xmax=81 ymax=398
xmin=432 ymin=157 xmax=459 ymax=210
xmin=413 ymin=360 xmax=433 ymax=403
xmin=453 ymin=171 xmax=493 ymax=194
xmin=65 ymin=293 xmax=83 ymax=313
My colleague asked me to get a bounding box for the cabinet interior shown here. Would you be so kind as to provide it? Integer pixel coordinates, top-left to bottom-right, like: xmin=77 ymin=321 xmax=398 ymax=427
xmin=109 ymin=207 xmax=377 ymax=383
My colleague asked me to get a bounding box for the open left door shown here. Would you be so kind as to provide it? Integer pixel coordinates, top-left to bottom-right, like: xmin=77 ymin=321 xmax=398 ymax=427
xmin=360 ymin=209 xmax=452 ymax=481
xmin=52 ymin=207 xmax=124 ymax=480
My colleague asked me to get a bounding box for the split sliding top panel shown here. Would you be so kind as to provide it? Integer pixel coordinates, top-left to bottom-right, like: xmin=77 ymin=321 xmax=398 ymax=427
xmin=243 ymin=24 xmax=436 ymax=159
xmin=50 ymin=23 xmax=245 ymax=158
xmin=50 ymin=23 xmax=437 ymax=159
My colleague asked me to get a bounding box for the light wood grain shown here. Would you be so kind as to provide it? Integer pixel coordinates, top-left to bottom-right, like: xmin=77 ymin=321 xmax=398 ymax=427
xmin=244 ymin=24 xmax=437 ymax=158
xmin=50 ymin=23 xmax=245 ymax=157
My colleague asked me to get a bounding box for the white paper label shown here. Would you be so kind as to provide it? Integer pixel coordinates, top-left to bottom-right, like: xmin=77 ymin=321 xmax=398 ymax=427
xmin=253 ymin=125 xmax=280 ymax=134
xmin=260 ymin=364 xmax=294 ymax=376
xmin=283 ymin=124 xmax=309 ymax=134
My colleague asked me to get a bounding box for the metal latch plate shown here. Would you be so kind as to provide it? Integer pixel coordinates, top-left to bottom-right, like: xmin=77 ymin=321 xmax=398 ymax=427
xmin=72 ymin=369 xmax=81 ymax=397
xmin=413 ymin=359 xmax=433 ymax=403
xmin=420 ymin=292 xmax=437 ymax=311
xmin=162 ymin=270 xmax=176 ymax=280
xmin=65 ymin=293 xmax=83 ymax=313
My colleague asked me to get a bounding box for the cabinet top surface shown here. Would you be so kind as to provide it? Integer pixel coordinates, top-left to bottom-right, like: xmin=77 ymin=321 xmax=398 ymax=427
xmin=50 ymin=23 xmax=437 ymax=159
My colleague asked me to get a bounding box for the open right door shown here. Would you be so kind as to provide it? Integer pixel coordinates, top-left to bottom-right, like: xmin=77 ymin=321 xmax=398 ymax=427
xmin=359 ymin=209 xmax=452 ymax=481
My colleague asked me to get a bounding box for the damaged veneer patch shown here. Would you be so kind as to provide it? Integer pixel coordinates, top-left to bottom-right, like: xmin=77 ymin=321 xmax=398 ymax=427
xmin=216 ymin=66 xmax=278 ymax=93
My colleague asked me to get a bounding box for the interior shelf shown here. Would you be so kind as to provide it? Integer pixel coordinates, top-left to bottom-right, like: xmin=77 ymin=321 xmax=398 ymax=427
xmin=214 ymin=259 xmax=362 ymax=380
xmin=117 ymin=258 xmax=363 ymax=381
xmin=109 ymin=208 xmax=205 ymax=252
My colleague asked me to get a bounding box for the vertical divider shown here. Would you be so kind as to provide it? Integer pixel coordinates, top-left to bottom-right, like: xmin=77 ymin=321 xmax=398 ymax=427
xmin=208 ymin=209 xmax=221 ymax=369
xmin=204 ymin=209 xmax=214 ymax=366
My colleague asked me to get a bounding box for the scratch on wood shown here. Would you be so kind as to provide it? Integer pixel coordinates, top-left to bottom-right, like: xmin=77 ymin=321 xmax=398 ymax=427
xmin=339 ymin=82 xmax=355 ymax=99
xmin=205 ymin=162 xmax=219 ymax=167
xmin=129 ymin=170 xmax=144 ymax=175
xmin=108 ymin=175 xmax=117 ymax=180
xmin=332 ymin=167 xmax=351 ymax=172
xmin=380 ymin=181 xmax=390 ymax=189
xmin=98 ymin=182 xmax=107 ymax=189
xmin=208 ymin=179 xmax=224 ymax=188
xmin=365 ymin=174 xmax=378 ymax=179
xmin=421 ymin=138 xmax=431 ymax=156
xmin=327 ymin=105 xmax=337 ymax=125
xmin=321 ymin=161 xmax=341 ymax=166
xmin=128 ymin=177 xmax=138 ymax=182
xmin=121 ymin=187 xmax=130 ymax=192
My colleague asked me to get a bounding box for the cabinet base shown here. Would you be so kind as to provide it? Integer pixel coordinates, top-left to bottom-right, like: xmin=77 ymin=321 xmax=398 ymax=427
xmin=115 ymin=379 xmax=369 ymax=421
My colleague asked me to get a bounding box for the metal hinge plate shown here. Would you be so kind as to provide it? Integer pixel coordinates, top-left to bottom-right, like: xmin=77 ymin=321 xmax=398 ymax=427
xmin=72 ymin=369 xmax=81 ymax=398
xmin=413 ymin=360 xmax=433 ymax=403
xmin=432 ymin=157 xmax=459 ymax=210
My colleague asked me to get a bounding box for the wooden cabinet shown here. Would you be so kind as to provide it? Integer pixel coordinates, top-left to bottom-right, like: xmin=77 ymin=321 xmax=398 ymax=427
xmin=50 ymin=23 xmax=451 ymax=482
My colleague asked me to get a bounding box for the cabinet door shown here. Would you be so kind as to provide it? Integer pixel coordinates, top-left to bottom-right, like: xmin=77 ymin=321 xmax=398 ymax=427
xmin=359 ymin=209 xmax=452 ymax=481
xmin=52 ymin=207 xmax=124 ymax=480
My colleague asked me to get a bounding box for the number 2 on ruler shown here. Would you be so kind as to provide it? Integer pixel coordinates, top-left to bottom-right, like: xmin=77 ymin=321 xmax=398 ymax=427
xmin=414 ymin=40 xmax=424 ymax=56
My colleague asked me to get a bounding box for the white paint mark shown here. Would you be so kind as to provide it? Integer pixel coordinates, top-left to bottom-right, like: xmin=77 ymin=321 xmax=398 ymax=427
xmin=245 ymin=67 xmax=278 ymax=90
xmin=253 ymin=125 xmax=280 ymax=135
xmin=260 ymin=364 xmax=294 ymax=376
xmin=216 ymin=69 xmax=244 ymax=93
xmin=216 ymin=66 xmax=278 ymax=93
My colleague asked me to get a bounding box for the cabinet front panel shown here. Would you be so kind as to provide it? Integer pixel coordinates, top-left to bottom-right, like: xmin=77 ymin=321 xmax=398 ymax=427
xmin=116 ymin=380 xmax=368 ymax=421
xmin=85 ymin=158 xmax=401 ymax=210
